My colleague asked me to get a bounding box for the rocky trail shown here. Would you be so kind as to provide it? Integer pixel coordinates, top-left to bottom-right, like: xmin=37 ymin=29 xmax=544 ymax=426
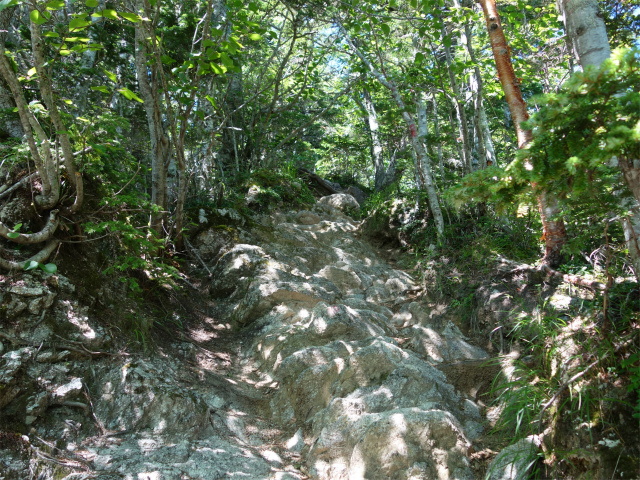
xmin=1 ymin=194 xmax=518 ymax=480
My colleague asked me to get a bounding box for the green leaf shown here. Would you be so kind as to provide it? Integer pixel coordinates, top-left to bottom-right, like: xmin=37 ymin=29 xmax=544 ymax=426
xmin=103 ymin=68 xmax=117 ymax=82
xmin=410 ymin=0 xmax=417 ymax=8
xmin=30 ymin=9 xmax=50 ymax=25
xmin=205 ymin=94 xmax=216 ymax=107
xmin=102 ymin=9 xmax=118 ymax=20
xmin=210 ymin=62 xmax=225 ymax=74
xmin=120 ymin=12 xmax=141 ymax=23
xmin=91 ymin=85 xmax=110 ymax=93
xmin=7 ymin=231 xmax=20 ymax=238
xmin=85 ymin=0 xmax=98 ymax=6
xmin=380 ymin=23 xmax=390 ymax=35
xmin=39 ymin=263 xmax=57 ymax=273
xmin=0 ymin=0 xmax=18 ymax=14
xmin=415 ymin=52 xmax=424 ymax=64
xmin=44 ymin=31 xmax=60 ymax=37
xmin=46 ymin=0 xmax=65 ymax=10
xmin=229 ymin=36 xmax=243 ymax=50
xmin=118 ymin=87 xmax=143 ymax=103
xmin=69 ymin=17 xmax=92 ymax=30
xmin=161 ymin=54 xmax=176 ymax=65
xmin=219 ymin=52 xmax=234 ymax=68
xmin=24 ymin=260 xmax=39 ymax=271
xmin=248 ymin=2 xmax=258 ymax=12
xmin=248 ymin=33 xmax=261 ymax=41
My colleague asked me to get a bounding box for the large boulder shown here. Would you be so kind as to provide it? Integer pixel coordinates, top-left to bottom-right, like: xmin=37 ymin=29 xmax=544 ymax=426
xmin=309 ymin=408 xmax=473 ymax=480
xmin=318 ymin=193 xmax=360 ymax=212
xmin=91 ymin=360 xmax=210 ymax=437
xmin=209 ymin=244 xmax=268 ymax=297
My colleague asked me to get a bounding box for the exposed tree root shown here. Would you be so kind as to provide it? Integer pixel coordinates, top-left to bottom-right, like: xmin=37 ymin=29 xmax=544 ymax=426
xmin=0 ymin=210 xmax=59 ymax=244
xmin=496 ymin=255 xmax=606 ymax=291
xmin=0 ymin=239 xmax=60 ymax=270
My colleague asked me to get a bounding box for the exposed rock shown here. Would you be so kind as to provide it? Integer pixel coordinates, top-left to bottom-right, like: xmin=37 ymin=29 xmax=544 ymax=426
xmin=91 ymin=360 xmax=210 ymax=437
xmin=346 ymin=185 xmax=366 ymax=205
xmin=486 ymin=436 xmax=541 ymax=480
xmin=1 ymin=192 xmax=500 ymax=480
xmin=209 ymin=244 xmax=268 ymax=297
xmin=295 ymin=210 xmax=322 ymax=225
xmin=309 ymin=409 xmax=473 ymax=480
xmin=318 ymin=193 xmax=360 ymax=212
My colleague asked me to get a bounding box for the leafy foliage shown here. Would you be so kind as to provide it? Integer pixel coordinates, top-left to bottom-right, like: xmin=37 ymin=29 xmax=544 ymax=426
xmin=448 ymin=47 xmax=640 ymax=266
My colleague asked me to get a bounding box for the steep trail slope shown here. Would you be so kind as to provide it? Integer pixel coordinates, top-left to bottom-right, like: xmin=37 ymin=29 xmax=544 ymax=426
xmin=1 ymin=193 xmax=492 ymax=480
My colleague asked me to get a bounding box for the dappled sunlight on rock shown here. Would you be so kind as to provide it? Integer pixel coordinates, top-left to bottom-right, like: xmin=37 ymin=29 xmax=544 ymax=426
xmin=0 ymin=194 xmax=495 ymax=479
xmin=188 ymin=327 xmax=217 ymax=342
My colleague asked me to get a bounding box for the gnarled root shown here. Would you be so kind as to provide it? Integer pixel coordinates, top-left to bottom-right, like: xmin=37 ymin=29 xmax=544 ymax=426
xmin=0 ymin=239 xmax=60 ymax=271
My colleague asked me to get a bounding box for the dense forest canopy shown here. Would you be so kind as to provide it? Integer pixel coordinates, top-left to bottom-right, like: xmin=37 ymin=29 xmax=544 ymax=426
xmin=0 ymin=0 xmax=638 ymax=278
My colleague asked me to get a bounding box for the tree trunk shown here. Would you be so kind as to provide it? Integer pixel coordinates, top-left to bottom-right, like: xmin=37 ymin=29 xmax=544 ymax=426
xmin=479 ymin=0 xmax=567 ymax=266
xmin=479 ymin=103 xmax=497 ymax=166
xmin=557 ymin=0 xmax=611 ymax=68
xmin=432 ymin=96 xmax=445 ymax=180
xmin=441 ymin=26 xmax=473 ymax=174
xmin=134 ymin=0 xmax=170 ymax=233
xmin=339 ymin=24 xmax=444 ymax=237
xmin=31 ymin=19 xmax=83 ymax=212
xmin=558 ymin=0 xmax=640 ymax=279
xmin=362 ymin=86 xmax=392 ymax=192
xmin=462 ymin=19 xmax=492 ymax=169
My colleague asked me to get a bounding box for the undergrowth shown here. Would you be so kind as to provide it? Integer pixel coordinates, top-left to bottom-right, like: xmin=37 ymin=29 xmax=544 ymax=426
xmin=361 ymin=190 xmax=639 ymax=478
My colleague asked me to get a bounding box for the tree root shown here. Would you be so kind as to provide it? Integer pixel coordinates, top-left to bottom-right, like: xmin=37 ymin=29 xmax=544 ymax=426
xmin=0 ymin=210 xmax=60 ymax=244
xmin=496 ymin=255 xmax=606 ymax=290
xmin=0 ymin=239 xmax=60 ymax=270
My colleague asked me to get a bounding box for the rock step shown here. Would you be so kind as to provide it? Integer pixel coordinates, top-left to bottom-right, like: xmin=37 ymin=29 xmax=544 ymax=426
xmin=211 ymin=195 xmax=490 ymax=479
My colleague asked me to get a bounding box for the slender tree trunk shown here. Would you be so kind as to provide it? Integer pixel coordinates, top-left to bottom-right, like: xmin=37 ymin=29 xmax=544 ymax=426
xmin=462 ymin=20 xmax=492 ymax=169
xmin=0 ymin=8 xmax=58 ymax=208
xmin=361 ymin=86 xmax=393 ymax=192
xmin=31 ymin=19 xmax=83 ymax=212
xmin=441 ymin=26 xmax=473 ymax=174
xmin=134 ymin=0 xmax=170 ymax=233
xmin=415 ymin=92 xmax=435 ymax=189
xmin=339 ymin=24 xmax=444 ymax=237
xmin=479 ymin=0 xmax=567 ymax=266
xmin=432 ymin=96 xmax=445 ymax=180
xmin=479 ymin=103 xmax=497 ymax=166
